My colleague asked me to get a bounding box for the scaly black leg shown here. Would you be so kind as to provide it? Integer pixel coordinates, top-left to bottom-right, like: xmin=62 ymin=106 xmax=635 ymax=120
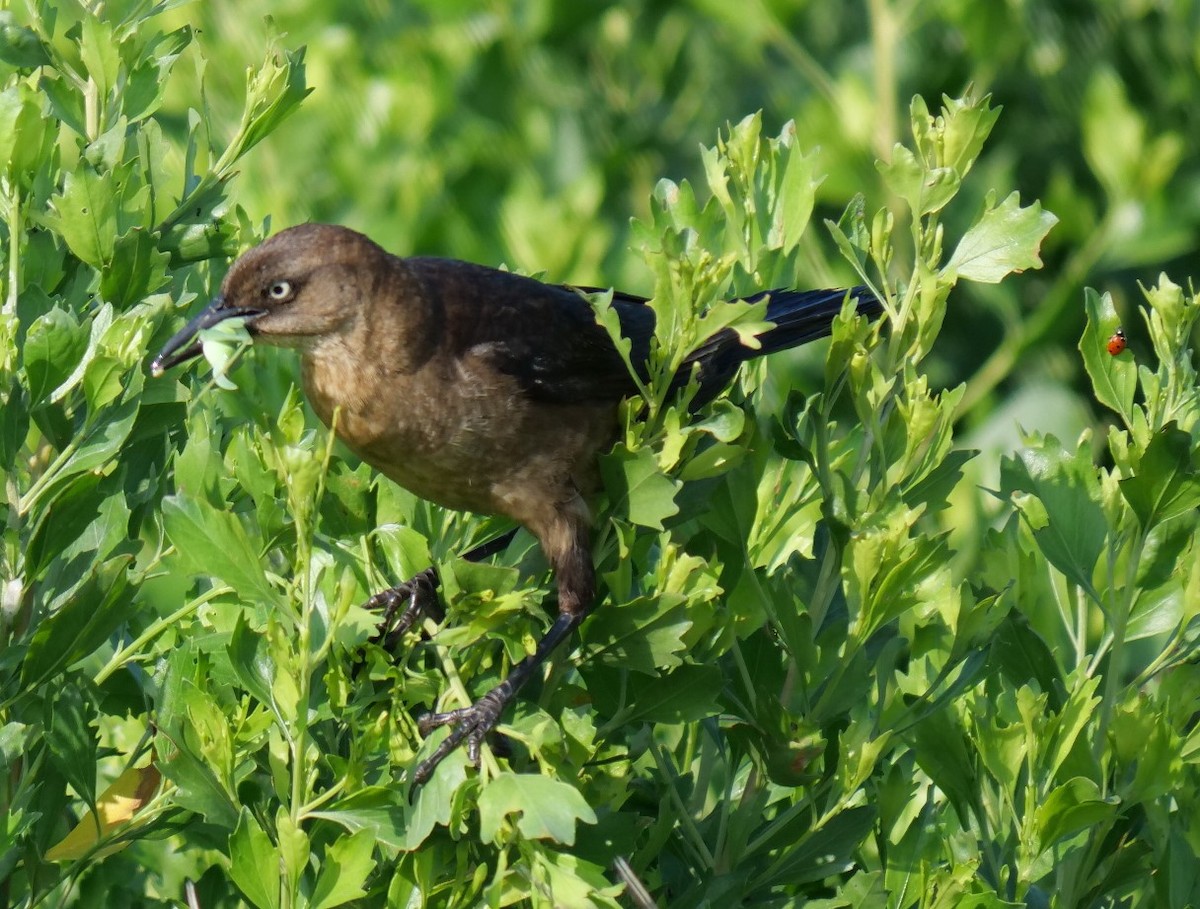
xmin=411 ymin=610 xmax=581 ymax=785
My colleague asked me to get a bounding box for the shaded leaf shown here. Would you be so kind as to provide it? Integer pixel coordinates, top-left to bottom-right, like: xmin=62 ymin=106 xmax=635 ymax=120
xmin=229 ymin=809 xmax=281 ymax=909
xmin=310 ymin=830 xmax=376 ymax=909
xmin=162 ymin=495 xmax=279 ymax=607
xmin=599 ymin=447 xmax=680 ymax=530
xmin=1119 ymin=425 xmax=1200 ymax=529
xmin=477 ymin=773 xmax=597 ymax=846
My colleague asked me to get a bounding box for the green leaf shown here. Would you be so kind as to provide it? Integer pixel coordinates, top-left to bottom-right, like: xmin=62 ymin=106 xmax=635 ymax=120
xmin=310 ymin=830 xmax=376 ymax=909
xmin=100 ymin=228 xmax=171 ymax=308
xmin=78 ymin=15 xmax=119 ymax=102
xmin=1080 ymin=288 xmax=1136 ymax=421
xmin=476 ymin=773 xmax=597 ymax=846
xmin=1000 ymin=437 xmax=1107 ymax=599
xmin=275 ymin=810 xmax=309 ymax=899
xmin=198 ymin=317 xmax=253 ymax=390
xmin=159 ymin=741 xmax=239 ymax=830
xmin=229 ymin=809 xmax=281 ymax=909
xmin=162 ymin=495 xmax=280 ymax=607
xmin=22 ymin=307 xmax=87 ymax=406
xmin=760 ymin=805 xmax=877 ymax=888
xmin=233 ymin=45 xmax=312 ymax=160
xmin=772 ymin=130 xmax=819 ymax=252
xmin=22 ymin=555 xmax=132 ymax=688
xmin=0 ymin=82 xmax=52 ymax=180
xmin=228 ymin=614 xmax=276 ymax=708
xmin=990 ymin=612 xmax=1067 ymax=712
xmin=1119 ymin=425 xmax=1200 ymax=529
xmin=918 ymin=92 xmax=1002 ymax=178
xmin=27 ymin=395 xmax=141 ymax=511
xmin=599 ymin=447 xmax=680 ymax=530
xmin=596 ymin=663 xmax=724 ymax=726
xmin=909 ymin=706 xmax=976 ymax=825
xmin=579 ymin=594 xmax=692 ymax=673
xmin=0 ymin=12 xmax=50 ymax=68
xmin=1035 ymin=777 xmax=1118 ymax=855
xmin=877 ymin=144 xmax=959 ymax=216
xmin=50 ymin=163 xmax=118 ymax=269
xmin=943 ymin=191 xmax=1057 ymax=284
xmin=308 ymin=787 xmax=406 ymax=854
xmin=43 ymin=682 xmax=99 ymax=814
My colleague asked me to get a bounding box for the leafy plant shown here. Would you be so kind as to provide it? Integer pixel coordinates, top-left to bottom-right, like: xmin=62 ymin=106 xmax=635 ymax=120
xmin=3 ymin=2 xmax=1200 ymax=908
xmin=0 ymin=1 xmax=305 ymax=904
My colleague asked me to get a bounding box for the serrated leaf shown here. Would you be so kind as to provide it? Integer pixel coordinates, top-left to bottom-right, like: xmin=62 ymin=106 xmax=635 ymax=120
xmin=310 ymin=830 xmax=376 ymax=909
xmin=0 ymin=12 xmax=50 ymax=68
xmin=772 ymin=133 xmax=819 ymax=252
xmin=22 ymin=555 xmax=132 ymax=687
xmin=579 ymin=594 xmax=692 ymax=673
xmin=22 ymin=307 xmax=87 ymax=406
xmin=399 ymin=748 xmax=469 ymax=849
xmin=159 ymin=743 xmax=239 ymax=829
xmin=1000 ymin=438 xmax=1106 ymax=599
xmin=477 ymin=773 xmax=596 ymax=846
xmin=1035 ymin=777 xmax=1118 ymax=855
xmin=615 ymin=663 xmax=723 ymax=725
xmin=1119 ymin=425 xmax=1200 ymax=528
xmin=599 ymin=447 xmax=680 ymax=530
xmin=308 ymin=787 xmax=406 ymax=855
xmin=1080 ymin=288 xmax=1136 ymax=421
xmin=162 ymin=495 xmax=279 ymax=607
xmin=229 ymin=809 xmax=281 ymax=909
xmin=43 ymin=683 xmax=98 ymax=814
xmin=228 ymin=613 xmax=275 ymax=708
xmin=50 ymin=163 xmax=118 ymax=268
xmin=943 ymin=191 xmax=1057 ymax=284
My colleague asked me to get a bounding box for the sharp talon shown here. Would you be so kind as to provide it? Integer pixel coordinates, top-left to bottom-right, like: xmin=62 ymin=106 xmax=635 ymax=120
xmin=410 ymin=685 xmax=513 ymax=784
xmin=363 ymin=567 xmax=441 ymax=650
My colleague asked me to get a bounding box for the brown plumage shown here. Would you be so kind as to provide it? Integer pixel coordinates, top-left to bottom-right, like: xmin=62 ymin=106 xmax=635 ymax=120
xmin=153 ymin=223 xmax=881 ymax=784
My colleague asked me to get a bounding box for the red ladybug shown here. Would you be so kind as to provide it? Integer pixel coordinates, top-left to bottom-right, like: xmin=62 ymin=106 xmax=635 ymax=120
xmin=1106 ymin=328 xmax=1127 ymax=356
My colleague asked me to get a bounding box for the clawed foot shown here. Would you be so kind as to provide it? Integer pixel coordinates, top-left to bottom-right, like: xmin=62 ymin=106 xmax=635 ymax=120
xmin=411 ymin=684 xmax=513 ymax=785
xmin=364 ymin=566 xmax=442 ymax=650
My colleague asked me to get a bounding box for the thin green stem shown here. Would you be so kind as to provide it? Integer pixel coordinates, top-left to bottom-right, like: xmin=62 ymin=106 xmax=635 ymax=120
xmin=93 ymin=586 xmax=228 ymax=685
xmin=650 ymin=739 xmax=715 ymax=870
xmin=3 ymin=183 xmax=18 ymax=315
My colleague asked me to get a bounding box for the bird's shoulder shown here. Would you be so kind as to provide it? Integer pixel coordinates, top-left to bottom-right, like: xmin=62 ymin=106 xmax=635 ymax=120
xmin=402 ymin=257 xmax=654 ymax=404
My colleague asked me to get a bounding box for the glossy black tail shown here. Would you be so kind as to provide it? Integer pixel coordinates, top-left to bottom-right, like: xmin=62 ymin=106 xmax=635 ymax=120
xmin=681 ymin=285 xmax=882 ymax=408
xmin=755 ymin=286 xmax=881 ymax=355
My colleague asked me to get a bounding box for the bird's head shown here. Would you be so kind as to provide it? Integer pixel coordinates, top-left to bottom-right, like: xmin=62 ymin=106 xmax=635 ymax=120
xmin=151 ymin=223 xmax=388 ymax=376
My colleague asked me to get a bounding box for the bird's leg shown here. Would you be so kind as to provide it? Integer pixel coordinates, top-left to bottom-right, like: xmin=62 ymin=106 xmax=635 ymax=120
xmin=364 ymin=528 xmax=519 ymax=650
xmin=411 ymin=512 xmax=594 ymax=786
xmin=412 ymin=610 xmax=582 ymax=784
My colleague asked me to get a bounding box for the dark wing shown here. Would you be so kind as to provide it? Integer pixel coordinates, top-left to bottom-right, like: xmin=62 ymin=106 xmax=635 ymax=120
xmin=405 ymin=258 xmax=655 ymax=405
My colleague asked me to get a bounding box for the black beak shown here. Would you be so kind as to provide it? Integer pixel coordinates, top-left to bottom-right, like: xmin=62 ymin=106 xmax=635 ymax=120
xmin=150 ymin=297 xmax=264 ymax=377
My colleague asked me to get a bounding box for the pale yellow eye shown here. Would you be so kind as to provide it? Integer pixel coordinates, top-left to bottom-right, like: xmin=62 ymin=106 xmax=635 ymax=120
xmin=268 ymin=280 xmax=292 ymax=301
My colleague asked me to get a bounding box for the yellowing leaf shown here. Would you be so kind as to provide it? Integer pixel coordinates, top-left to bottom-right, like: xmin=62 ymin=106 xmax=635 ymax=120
xmin=46 ymin=764 xmax=161 ymax=861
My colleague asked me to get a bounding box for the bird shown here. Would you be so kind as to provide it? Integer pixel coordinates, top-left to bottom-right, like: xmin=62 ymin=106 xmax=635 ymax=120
xmin=152 ymin=223 xmax=882 ymax=785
